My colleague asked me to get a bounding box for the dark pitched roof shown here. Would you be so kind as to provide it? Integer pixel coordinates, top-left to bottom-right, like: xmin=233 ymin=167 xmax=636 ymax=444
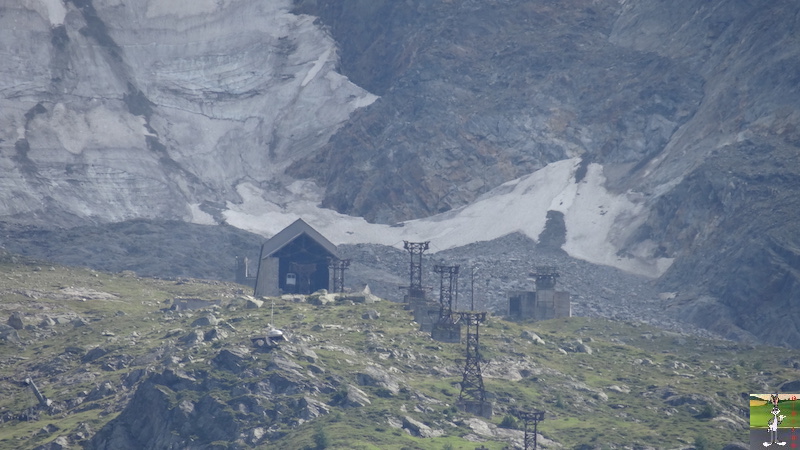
xmin=260 ymin=218 xmax=338 ymax=259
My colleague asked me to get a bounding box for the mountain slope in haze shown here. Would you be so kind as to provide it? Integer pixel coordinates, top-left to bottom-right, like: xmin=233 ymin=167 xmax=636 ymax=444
xmin=1 ymin=0 xmax=799 ymax=347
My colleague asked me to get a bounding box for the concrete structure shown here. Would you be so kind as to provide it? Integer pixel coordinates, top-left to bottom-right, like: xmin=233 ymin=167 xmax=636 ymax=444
xmin=507 ymin=266 xmax=571 ymax=321
xmin=507 ymin=290 xmax=571 ymax=320
xmin=253 ymin=219 xmax=338 ymax=297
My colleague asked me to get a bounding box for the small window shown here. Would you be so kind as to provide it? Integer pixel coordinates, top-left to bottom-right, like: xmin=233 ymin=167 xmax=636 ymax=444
xmin=286 ymin=272 xmax=297 ymax=285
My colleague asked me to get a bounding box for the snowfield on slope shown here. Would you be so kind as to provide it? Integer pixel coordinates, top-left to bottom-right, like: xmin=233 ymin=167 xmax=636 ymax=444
xmin=220 ymin=158 xmax=673 ymax=278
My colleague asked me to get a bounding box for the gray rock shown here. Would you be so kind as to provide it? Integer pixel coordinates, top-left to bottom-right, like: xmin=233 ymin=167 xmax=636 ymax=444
xmin=213 ymin=348 xmax=251 ymax=374
xmin=267 ymin=355 xmax=304 ymax=373
xmin=244 ymin=298 xmax=264 ymax=309
xmin=248 ymin=427 xmax=265 ymax=445
xmin=86 ymin=382 xmax=116 ymax=402
xmin=780 ymin=380 xmax=800 ymax=391
xmin=361 ymin=309 xmax=380 ymax=320
xmin=355 ymin=366 xmax=401 ymax=395
xmin=520 ymin=330 xmax=544 ymax=345
xmin=307 ymin=364 xmax=325 ymax=374
xmin=35 ymin=423 xmax=60 ymax=436
xmin=203 ymin=327 xmax=228 ymax=342
xmin=0 ymin=324 xmax=20 ymax=344
xmin=123 ymin=369 xmax=147 ymax=388
xmin=32 ymin=435 xmax=69 ymax=450
xmin=299 ymin=396 xmax=330 ymax=420
xmin=191 ymin=314 xmax=219 ymax=327
xmin=607 ymin=385 xmax=630 ymax=394
xmin=576 ymin=343 xmax=593 ymax=355
xmin=343 ymin=384 xmax=371 ymax=408
xmin=7 ymin=312 xmax=23 ymax=330
xmin=402 ymin=415 xmax=434 ymax=438
xmin=297 ymin=347 xmax=318 ymax=363
xmin=308 ymin=292 xmax=337 ymax=305
xmin=180 ymin=330 xmax=204 ymax=345
xmin=81 ymin=347 xmax=108 ymax=363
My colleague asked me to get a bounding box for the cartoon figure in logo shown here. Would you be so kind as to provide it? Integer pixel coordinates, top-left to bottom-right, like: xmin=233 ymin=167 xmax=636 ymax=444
xmin=764 ymin=393 xmax=787 ymax=447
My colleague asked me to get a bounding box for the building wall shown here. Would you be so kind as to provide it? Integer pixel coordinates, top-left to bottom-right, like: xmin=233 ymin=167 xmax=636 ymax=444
xmin=507 ymin=290 xmax=570 ymax=321
xmin=554 ymin=291 xmax=571 ymax=318
xmin=254 ymin=257 xmax=280 ymax=297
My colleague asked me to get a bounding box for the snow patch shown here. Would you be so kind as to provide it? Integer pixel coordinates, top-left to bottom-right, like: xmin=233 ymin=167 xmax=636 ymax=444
xmin=26 ymin=0 xmax=67 ymax=26
xmin=560 ymin=163 xmax=671 ymax=277
xmin=189 ymin=204 xmax=216 ymax=225
xmin=302 ymin=47 xmax=332 ymax=87
xmin=146 ymin=0 xmax=234 ymax=19
xmin=220 ymin=158 xmax=672 ymax=278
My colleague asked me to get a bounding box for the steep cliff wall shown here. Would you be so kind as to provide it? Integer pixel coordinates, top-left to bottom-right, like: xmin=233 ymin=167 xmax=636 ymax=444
xmin=0 ymin=0 xmax=375 ymax=227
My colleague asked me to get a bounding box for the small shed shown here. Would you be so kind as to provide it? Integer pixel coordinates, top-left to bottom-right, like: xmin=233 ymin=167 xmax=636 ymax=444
xmin=507 ymin=266 xmax=571 ymax=321
xmin=253 ymin=219 xmax=338 ymax=297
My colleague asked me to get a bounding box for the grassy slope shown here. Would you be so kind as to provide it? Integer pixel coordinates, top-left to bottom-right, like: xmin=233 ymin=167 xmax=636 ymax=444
xmin=1 ymin=250 xmax=798 ymax=449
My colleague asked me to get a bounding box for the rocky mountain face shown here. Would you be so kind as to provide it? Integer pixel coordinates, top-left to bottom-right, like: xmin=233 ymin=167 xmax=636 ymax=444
xmin=290 ymin=0 xmax=800 ymax=346
xmin=1 ymin=0 xmax=375 ymax=227
xmin=1 ymin=0 xmax=799 ymax=347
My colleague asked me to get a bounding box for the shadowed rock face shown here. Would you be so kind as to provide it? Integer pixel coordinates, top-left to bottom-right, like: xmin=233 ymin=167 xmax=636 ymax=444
xmin=289 ymin=0 xmax=800 ymax=346
xmin=289 ymin=0 xmax=706 ymax=223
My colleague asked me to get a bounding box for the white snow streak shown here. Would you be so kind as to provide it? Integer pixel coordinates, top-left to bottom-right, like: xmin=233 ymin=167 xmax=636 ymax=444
xmin=221 ymin=159 xmax=673 ymax=278
xmin=302 ymin=47 xmax=332 ymax=87
xmin=29 ymin=0 xmax=67 ymax=26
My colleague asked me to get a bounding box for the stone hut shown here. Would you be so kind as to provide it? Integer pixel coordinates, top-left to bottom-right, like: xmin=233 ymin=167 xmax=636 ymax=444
xmin=253 ymin=219 xmax=338 ymax=297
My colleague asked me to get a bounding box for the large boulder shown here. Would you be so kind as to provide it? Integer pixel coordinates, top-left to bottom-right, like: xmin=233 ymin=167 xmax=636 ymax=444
xmin=7 ymin=312 xmax=24 ymax=330
xmin=355 ymin=366 xmax=401 ymax=396
xmin=212 ymin=348 xmax=252 ymax=374
xmin=343 ymin=385 xmax=371 ymax=408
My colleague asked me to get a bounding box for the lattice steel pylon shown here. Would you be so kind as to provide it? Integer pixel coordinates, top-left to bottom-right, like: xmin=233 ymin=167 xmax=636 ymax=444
xmin=456 ymin=311 xmax=487 ymax=403
xmin=513 ymin=409 xmax=545 ymax=450
xmin=403 ymin=241 xmax=429 ymax=300
xmin=328 ymin=258 xmax=350 ymax=293
xmin=433 ymin=264 xmax=459 ymax=321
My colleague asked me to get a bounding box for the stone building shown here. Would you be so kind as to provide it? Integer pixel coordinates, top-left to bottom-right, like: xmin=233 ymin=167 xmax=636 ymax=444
xmin=253 ymin=219 xmax=339 ymax=297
